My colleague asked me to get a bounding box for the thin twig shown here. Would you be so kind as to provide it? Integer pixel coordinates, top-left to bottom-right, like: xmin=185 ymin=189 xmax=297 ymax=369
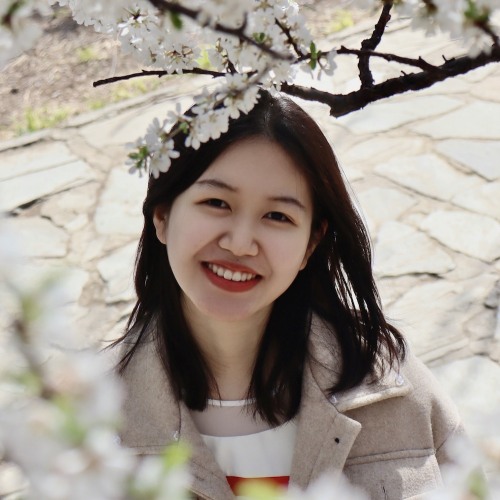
xmin=148 ymin=0 xmax=293 ymax=61
xmin=281 ymin=45 xmax=500 ymax=117
xmin=12 ymin=319 xmax=56 ymax=400
xmin=358 ymin=1 xmax=393 ymax=88
xmin=338 ymin=46 xmax=443 ymax=73
xmin=93 ymin=68 xmax=225 ymax=87
xmin=275 ymin=19 xmax=306 ymax=59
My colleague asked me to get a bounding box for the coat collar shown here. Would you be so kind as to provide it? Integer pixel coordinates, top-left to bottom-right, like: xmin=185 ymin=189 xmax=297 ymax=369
xmin=119 ymin=314 xmax=412 ymax=498
xmin=289 ymin=314 xmax=412 ymax=488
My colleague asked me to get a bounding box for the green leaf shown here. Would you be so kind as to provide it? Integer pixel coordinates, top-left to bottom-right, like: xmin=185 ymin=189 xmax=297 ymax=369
xmin=179 ymin=121 xmax=190 ymax=134
xmin=309 ymin=41 xmax=319 ymax=70
xmin=310 ymin=41 xmax=318 ymax=57
xmin=465 ymin=0 xmax=489 ymax=23
xmin=253 ymin=32 xmax=267 ymax=44
xmin=468 ymin=468 xmax=489 ymax=499
xmin=170 ymin=12 xmax=183 ymax=30
xmin=161 ymin=442 xmax=191 ymax=469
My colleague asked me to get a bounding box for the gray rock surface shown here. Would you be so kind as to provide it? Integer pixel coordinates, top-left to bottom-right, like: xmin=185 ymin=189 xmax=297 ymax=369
xmin=374 ymin=221 xmax=455 ymax=277
xmin=435 ymin=139 xmax=500 ymax=180
xmin=337 ymin=95 xmax=462 ymax=134
xmin=411 ymin=102 xmax=500 ymax=139
xmin=420 ymin=210 xmax=500 ymax=262
xmin=374 ymin=154 xmax=481 ymax=201
xmin=358 ymin=188 xmax=416 ymax=234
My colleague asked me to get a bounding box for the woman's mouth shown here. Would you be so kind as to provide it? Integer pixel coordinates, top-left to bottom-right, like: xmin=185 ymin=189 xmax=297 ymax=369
xmin=202 ymin=262 xmax=261 ymax=292
xmin=206 ymin=263 xmax=258 ymax=282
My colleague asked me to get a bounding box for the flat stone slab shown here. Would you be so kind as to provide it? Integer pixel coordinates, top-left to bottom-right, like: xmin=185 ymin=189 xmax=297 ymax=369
xmin=0 ymin=141 xmax=95 ymax=212
xmin=358 ymin=187 xmax=417 ymax=234
xmin=337 ymin=95 xmax=462 ymax=134
xmin=421 ymin=210 xmax=500 ymax=262
xmin=94 ymin=169 xmax=148 ymax=236
xmin=41 ymin=183 xmax=98 ymax=230
xmin=431 ymin=356 xmax=500 ymax=441
xmin=470 ymin=75 xmax=500 ymax=102
xmin=452 ymin=182 xmax=500 ymax=221
xmin=411 ymin=102 xmax=500 ymax=139
xmin=0 ymin=142 xmax=77 ymax=180
xmin=97 ymin=242 xmax=137 ymax=303
xmin=374 ymin=221 xmax=455 ymax=277
xmin=4 ymin=217 xmax=68 ymax=258
xmin=388 ymin=275 xmax=497 ymax=362
xmin=342 ymin=137 xmax=426 ymax=165
xmin=374 ymin=153 xmax=481 ymax=201
xmin=435 ymin=139 xmax=500 ymax=181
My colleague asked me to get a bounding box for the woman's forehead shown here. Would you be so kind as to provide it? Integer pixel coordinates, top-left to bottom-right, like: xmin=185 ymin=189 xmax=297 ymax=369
xmin=197 ymin=137 xmax=312 ymax=202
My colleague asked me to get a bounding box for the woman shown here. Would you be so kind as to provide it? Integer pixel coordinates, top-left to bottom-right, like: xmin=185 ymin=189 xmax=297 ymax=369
xmin=114 ymin=91 xmax=464 ymax=499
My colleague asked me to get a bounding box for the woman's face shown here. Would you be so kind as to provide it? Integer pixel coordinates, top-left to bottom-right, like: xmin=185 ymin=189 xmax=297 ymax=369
xmin=153 ymin=137 xmax=318 ymax=323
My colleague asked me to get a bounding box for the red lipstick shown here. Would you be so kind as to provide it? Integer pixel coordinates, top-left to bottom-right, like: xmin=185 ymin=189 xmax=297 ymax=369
xmin=202 ymin=262 xmax=261 ymax=293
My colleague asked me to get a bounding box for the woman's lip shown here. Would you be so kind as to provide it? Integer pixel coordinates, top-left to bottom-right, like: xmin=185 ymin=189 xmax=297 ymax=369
xmin=202 ymin=265 xmax=261 ymax=293
xmin=204 ymin=260 xmax=261 ymax=276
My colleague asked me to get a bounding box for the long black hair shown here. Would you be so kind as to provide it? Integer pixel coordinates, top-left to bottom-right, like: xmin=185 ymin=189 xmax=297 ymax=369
xmin=113 ymin=90 xmax=406 ymax=425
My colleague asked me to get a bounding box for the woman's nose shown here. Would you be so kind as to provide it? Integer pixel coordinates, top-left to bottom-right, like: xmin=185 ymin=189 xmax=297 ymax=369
xmin=218 ymin=223 xmax=259 ymax=257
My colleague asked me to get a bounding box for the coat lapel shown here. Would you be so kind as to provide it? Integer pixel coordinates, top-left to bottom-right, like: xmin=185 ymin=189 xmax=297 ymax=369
xmin=178 ymin=403 xmax=234 ymax=500
xmin=290 ymin=361 xmax=362 ymax=488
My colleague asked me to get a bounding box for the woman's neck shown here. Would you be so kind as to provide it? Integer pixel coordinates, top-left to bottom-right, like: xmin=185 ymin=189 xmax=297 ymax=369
xmin=182 ymin=297 xmax=271 ymax=400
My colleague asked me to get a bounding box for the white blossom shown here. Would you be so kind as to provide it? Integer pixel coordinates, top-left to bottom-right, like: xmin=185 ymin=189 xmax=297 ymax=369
xmin=0 ymin=0 xmax=47 ymax=68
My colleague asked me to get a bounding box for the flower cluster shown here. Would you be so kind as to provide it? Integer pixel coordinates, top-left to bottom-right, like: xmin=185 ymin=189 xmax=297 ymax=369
xmin=0 ymin=0 xmax=50 ymax=67
xmin=353 ymin=0 xmax=500 ymax=55
xmin=2 ymin=0 xmax=498 ymax=176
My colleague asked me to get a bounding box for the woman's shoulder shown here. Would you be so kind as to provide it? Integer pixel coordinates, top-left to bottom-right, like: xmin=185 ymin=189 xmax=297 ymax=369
xmin=398 ymin=351 xmax=464 ymax=436
xmin=308 ymin=313 xmax=462 ymax=442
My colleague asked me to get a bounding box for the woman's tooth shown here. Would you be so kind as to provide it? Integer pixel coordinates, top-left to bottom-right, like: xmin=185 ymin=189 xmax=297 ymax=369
xmin=208 ymin=264 xmax=256 ymax=282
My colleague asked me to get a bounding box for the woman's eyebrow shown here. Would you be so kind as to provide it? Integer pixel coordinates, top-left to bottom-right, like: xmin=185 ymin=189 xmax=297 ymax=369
xmin=268 ymin=196 xmax=306 ymax=211
xmin=195 ymin=178 xmax=306 ymax=211
xmin=195 ymin=178 xmax=237 ymax=191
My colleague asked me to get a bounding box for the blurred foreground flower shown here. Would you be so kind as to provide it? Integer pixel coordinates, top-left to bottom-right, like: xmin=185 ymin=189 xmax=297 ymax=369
xmin=0 ymin=220 xmax=192 ymax=499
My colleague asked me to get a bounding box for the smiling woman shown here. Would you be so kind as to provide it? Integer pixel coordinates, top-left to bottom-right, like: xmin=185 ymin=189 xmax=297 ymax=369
xmin=112 ymin=91 xmax=465 ymax=500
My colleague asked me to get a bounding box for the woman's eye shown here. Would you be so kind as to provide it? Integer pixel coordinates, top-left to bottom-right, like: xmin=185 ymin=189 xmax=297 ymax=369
xmin=266 ymin=212 xmax=292 ymax=223
xmin=203 ymin=198 xmax=229 ymax=209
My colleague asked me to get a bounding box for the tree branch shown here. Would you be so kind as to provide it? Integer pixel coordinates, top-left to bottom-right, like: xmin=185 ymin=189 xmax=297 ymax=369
xmin=281 ymin=46 xmax=500 ymax=117
xmin=93 ymin=68 xmax=225 ymax=88
xmin=358 ymin=1 xmax=393 ymax=88
xmin=338 ymin=47 xmax=443 ymax=73
xmin=148 ymin=0 xmax=293 ymax=61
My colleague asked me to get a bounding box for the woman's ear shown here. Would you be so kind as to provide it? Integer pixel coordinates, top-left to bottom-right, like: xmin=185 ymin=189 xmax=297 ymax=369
xmin=152 ymin=205 xmax=169 ymax=245
xmin=300 ymin=220 xmax=328 ymax=270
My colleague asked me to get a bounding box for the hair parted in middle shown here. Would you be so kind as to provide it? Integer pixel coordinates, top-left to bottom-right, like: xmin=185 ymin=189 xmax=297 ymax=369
xmin=115 ymin=89 xmax=406 ymax=425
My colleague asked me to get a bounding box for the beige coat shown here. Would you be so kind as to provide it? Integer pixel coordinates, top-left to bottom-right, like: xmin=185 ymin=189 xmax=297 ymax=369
xmin=119 ymin=315 xmax=464 ymax=500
